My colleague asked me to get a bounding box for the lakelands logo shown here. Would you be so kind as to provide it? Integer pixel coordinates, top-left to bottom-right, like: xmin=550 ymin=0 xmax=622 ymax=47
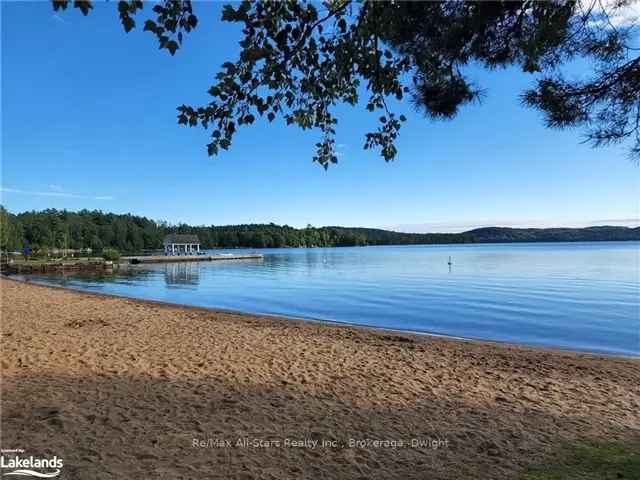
xmin=0 ymin=450 xmax=63 ymax=478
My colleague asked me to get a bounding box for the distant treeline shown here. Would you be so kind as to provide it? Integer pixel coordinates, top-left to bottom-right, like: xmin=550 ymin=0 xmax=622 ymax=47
xmin=0 ymin=207 xmax=468 ymax=251
xmin=464 ymin=226 xmax=640 ymax=243
xmin=0 ymin=207 xmax=637 ymax=253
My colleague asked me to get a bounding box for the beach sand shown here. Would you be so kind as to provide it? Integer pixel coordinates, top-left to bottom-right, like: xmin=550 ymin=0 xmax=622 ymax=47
xmin=1 ymin=278 xmax=638 ymax=479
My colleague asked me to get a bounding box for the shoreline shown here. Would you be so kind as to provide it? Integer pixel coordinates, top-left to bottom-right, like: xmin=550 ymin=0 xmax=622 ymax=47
xmin=5 ymin=275 xmax=637 ymax=359
xmin=2 ymin=278 xmax=639 ymax=479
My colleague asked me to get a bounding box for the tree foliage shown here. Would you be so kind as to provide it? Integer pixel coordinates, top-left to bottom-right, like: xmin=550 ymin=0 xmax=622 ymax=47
xmin=1 ymin=207 xmax=637 ymax=253
xmin=53 ymin=1 xmax=640 ymax=164
xmin=0 ymin=207 xmax=473 ymax=252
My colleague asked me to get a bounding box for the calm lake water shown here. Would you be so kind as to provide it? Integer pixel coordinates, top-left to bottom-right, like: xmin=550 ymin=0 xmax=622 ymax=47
xmin=18 ymin=242 xmax=639 ymax=356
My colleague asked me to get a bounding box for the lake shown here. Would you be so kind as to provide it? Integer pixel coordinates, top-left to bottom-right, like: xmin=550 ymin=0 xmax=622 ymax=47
xmin=17 ymin=242 xmax=639 ymax=356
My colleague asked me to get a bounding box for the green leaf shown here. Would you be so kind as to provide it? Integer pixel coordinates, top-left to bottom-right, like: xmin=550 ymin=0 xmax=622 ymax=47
xmin=53 ymin=1 xmax=69 ymax=12
xmin=221 ymin=5 xmax=237 ymax=22
xmin=166 ymin=40 xmax=179 ymax=55
xmin=222 ymin=62 xmax=236 ymax=73
xmin=143 ymin=20 xmax=157 ymax=33
xmin=74 ymin=0 xmax=92 ymax=16
xmin=122 ymin=16 xmax=135 ymax=33
xmin=207 ymin=143 xmax=218 ymax=156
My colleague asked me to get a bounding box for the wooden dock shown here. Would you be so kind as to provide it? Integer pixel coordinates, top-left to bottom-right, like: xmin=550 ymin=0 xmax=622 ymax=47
xmin=125 ymin=253 xmax=264 ymax=264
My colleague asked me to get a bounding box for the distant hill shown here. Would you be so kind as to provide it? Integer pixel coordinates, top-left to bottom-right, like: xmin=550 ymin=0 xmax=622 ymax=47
xmin=465 ymin=226 xmax=640 ymax=243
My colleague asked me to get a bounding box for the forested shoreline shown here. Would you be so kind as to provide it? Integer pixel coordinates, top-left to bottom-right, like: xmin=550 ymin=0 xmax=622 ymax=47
xmin=0 ymin=207 xmax=637 ymax=253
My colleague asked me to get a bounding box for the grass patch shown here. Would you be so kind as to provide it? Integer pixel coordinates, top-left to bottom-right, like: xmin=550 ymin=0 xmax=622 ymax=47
xmin=520 ymin=442 xmax=640 ymax=480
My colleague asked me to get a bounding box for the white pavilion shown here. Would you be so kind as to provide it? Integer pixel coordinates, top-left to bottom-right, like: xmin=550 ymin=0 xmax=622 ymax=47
xmin=163 ymin=234 xmax=201 ymax=256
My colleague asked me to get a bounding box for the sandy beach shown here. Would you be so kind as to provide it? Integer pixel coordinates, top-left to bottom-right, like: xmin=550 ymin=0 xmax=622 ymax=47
xmin=1 ymin=278 xmax=638 ymax=479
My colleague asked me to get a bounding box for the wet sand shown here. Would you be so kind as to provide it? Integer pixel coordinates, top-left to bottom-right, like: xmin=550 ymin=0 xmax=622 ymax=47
xmin=1 ymin=278 xmax=638 ymax=479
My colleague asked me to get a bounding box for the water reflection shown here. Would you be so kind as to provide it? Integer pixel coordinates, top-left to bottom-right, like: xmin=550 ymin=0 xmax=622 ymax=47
xmin=164 ymin=263 xmax=200 ymax=287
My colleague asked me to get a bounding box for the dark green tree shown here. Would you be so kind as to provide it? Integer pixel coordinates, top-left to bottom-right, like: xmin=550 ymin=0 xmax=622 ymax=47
xmin=90 ymin=235 xmax=104 ymax=252
xmin=2 ymin=206 xmax=638 ymax=251
xmin=0 ymin=207 xmax=23 ymax=252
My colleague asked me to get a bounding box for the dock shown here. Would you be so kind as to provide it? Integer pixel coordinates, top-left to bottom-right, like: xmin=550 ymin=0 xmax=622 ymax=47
xmin=125 ymin=253 xmax=264 ymax=264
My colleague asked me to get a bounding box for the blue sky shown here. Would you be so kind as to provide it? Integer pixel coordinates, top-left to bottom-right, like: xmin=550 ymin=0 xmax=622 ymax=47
xmin=2 ymin=2 xmax=638 ymax=232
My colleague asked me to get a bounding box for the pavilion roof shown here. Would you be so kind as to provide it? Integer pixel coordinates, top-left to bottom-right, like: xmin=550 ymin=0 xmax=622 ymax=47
xmin=163 ymin=234 xmax=200 ymax=244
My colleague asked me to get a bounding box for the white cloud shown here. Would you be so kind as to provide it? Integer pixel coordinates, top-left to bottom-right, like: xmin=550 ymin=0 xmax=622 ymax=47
xmin=0 ymin=187 xmax=114 ymax=201
xmin=606 ymin=2 xmax=640 ymax=27
xmin=586 ymin=0 xmax=640 ymax=28
xmin=335 ymin=143 xmax=348 ymax=158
